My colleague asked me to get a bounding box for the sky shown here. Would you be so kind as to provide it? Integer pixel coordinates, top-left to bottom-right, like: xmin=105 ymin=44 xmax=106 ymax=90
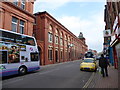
xmin=34 ymin=0 xmax=106 ymax=52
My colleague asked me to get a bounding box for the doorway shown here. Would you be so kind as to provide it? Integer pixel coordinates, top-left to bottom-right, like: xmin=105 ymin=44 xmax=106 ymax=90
xmin=55 ymin=50 xmax=58 ymax=63
xmin=38 ymin=46 xmax=42 ymax=65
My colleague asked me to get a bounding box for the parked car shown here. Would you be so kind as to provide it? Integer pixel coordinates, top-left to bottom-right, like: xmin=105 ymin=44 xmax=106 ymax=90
xmin=80 ymin=58 xmax=97 ymax=72
xmin=96 ymin=55 xmax=101 ymax=60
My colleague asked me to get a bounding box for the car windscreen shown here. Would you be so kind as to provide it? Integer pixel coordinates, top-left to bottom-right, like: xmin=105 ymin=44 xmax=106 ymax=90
xmin=83 ymin=59 xmax=94 ymax=63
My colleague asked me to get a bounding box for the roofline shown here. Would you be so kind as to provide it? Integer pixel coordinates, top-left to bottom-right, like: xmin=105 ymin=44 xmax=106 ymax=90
xmin=34 ymin=11 xmax=88 ymax=46
xmin=4 ymin=2 xmax=35 ymax=19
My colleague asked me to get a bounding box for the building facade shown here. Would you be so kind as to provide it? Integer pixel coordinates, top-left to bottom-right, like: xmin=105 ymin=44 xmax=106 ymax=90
xmin=0 ymin=0 xmax=35 ymax=36
xmin=104 ymin=1 xmax=120 ymax=69
xmin=34 ymin=11 xmax=88 ymax=65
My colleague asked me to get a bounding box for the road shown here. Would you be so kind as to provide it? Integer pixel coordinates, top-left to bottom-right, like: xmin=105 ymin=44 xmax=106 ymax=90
xmin=2 ymin=60 xmax=93 ymax=88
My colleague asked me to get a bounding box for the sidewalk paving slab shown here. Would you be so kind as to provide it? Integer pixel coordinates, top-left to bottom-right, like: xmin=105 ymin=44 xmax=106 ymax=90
xmin=88 ymin=66 xmax=118 ymax=88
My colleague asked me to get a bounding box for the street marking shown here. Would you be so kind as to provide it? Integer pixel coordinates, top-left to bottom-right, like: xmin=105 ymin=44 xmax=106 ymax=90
xmin=83 ymin=72 xmax=95 ymax=88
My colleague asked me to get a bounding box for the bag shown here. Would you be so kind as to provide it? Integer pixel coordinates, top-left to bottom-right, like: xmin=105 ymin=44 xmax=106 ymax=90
xmin=98 ymin=67 xmax=102 ymax=74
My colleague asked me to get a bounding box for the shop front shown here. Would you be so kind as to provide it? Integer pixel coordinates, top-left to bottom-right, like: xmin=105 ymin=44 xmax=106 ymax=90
xmin=115 ymin=43 xmax=120 ymax=63
xmin=110 ymin=16 xmax=120 ymax=69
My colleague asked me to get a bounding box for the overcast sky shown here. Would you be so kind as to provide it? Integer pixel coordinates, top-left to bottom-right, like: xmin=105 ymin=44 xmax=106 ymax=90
xmin=34 ymin=0 xmax=106 ymax=52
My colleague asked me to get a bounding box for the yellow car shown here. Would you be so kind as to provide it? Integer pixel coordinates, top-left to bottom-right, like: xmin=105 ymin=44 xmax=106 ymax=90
xmin=80 ymin=58 xmax=97 ymax=72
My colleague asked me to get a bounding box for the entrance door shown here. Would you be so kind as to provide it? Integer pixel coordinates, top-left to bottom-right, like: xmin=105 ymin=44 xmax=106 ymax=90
xmin=69 ymin=52 xmax=70 ymax=61
xmin=38 ymin=46 xmax=42 ymax=65
xmin=55 ymin=50 xmax=58 ymax=63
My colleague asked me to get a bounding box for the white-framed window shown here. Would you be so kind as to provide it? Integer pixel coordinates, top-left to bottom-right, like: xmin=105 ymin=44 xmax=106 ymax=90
xmin=55 ymin=36 xmax=58 ymax=44
xmin=19 ymin=20 xmax=25 ymax=34
xmin=48 ymin=32 xmax=53 ymax=43
xmin=60 ymin=38 xmax=63 ymax=46
xmin=65 ymin=40 xmax=67 ymax=47
xmin=12 ymin=17 xmax=18 ymax=32
xmin=48 ymin=48 xmax=53 ymax=60
xmin=21 ymin=0 xmax=25 ymax=9
xmin=13 ymin=0 xmax=18 ymax=6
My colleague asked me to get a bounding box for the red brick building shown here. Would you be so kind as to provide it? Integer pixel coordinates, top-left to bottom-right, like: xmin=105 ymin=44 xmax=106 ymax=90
xmin=104 ymin=1 xmax=120 ymax=69
xmin=0 ymin=0 xmax=35 ymax=36
xmin=34 ymin=11 xmax=88 ymax=65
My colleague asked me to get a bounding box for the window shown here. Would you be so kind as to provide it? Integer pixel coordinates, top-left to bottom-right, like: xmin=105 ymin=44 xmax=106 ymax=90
xmin=48 ymin=32 xmax=53 ymax=43
xmin=13 ymin=0 xmax=18 ymax=6
xmin=16 ymin=34 xmax=23 ymax=44
xmin=19 ymin=20 xmax=25 ymax=34
xmin=60 ymin=38 xmax=63 ymax=46
xmin=55 ymin=29 xmax=58 ymax=34
xmin=31 ymin=53 xmax=39 ymax=61
xmin=65 ymin=40 xmax=67 ymax=47
xmin=65 ymin=35 xmax=67 ymax=40
xmin=0 ymin=30 xmax=35 ymax=46
xmin=21 ymin=0 xmax=25 ymax=9
xmin=0 ymin=51 xmax=7 ymax=64
xmin=12 ymin=17 xmax=18 ymax=32
xmin=49 ymin=25 xmax=52 ymax=30
xmin=26 ymin=37 xmax=35 ymax=46
xmin=55 ymin=36 xmax=58 ymax=44
xmin=11 ymin=17 xmax=25 ymax=34
xmin=23 ymin=37 xmax=35 ymax=46
xmin=60 ymin=32 xmax=63 ymax=38
xmin=48 ymin=49 xmax=52 ymax=60
xmin=1 ymin=30 xmax=15 ymax=43
xmin=68 ymin=36 xmax=70 ymax=41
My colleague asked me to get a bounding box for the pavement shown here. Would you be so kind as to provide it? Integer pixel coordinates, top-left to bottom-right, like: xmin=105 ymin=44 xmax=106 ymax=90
xmin=87 ymin=66 xmax=118 ymax=88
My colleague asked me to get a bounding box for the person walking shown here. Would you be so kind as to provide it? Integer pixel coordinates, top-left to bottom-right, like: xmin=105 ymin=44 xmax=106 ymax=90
xmin=99 ymin=54 xmax=110 ymax=77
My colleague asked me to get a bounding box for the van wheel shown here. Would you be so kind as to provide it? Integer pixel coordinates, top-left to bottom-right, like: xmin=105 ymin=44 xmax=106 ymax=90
xmin=18 ymin=66 xmax=27 ymax=75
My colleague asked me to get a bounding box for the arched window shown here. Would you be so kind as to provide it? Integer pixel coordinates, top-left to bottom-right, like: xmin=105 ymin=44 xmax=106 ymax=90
xmin=48 ymin=24 xmax=53 ymax=43
xmin=68 ymin=36 xmax=70 ymax=42
xmin=55 ymin=29 xmax=58 ymax=34
xmin=55 ymin=29 xmax=59 ymax=44
xmin=60 ymin=32 xmax=63 ymax=46
xmin=49 ymin=24 xmax=53 ymax=31
xmin=60 ymin=31 xmax=63 ymax=38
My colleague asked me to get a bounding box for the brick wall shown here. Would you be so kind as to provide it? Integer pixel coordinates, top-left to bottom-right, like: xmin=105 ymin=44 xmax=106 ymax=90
xmin=34 ymin=11 xmax=88 ymax=65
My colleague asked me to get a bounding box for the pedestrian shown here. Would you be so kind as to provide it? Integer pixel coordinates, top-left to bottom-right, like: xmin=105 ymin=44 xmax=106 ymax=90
xmin=99 ymin=54 xmax=110 ymax=77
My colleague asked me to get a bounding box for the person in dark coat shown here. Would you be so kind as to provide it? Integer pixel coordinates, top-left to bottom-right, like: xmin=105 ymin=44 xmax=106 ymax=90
xmin=99 ymin=54 xmax=110 ymax=77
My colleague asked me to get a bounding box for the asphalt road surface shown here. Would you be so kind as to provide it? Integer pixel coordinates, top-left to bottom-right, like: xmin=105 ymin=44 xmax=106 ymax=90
xmin=2 ymin=60 xmax=93 ymax=88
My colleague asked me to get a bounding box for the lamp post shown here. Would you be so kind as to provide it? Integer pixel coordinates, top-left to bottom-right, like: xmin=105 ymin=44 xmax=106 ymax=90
xmin=67 ymin=43 xmax=74 ymax=61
